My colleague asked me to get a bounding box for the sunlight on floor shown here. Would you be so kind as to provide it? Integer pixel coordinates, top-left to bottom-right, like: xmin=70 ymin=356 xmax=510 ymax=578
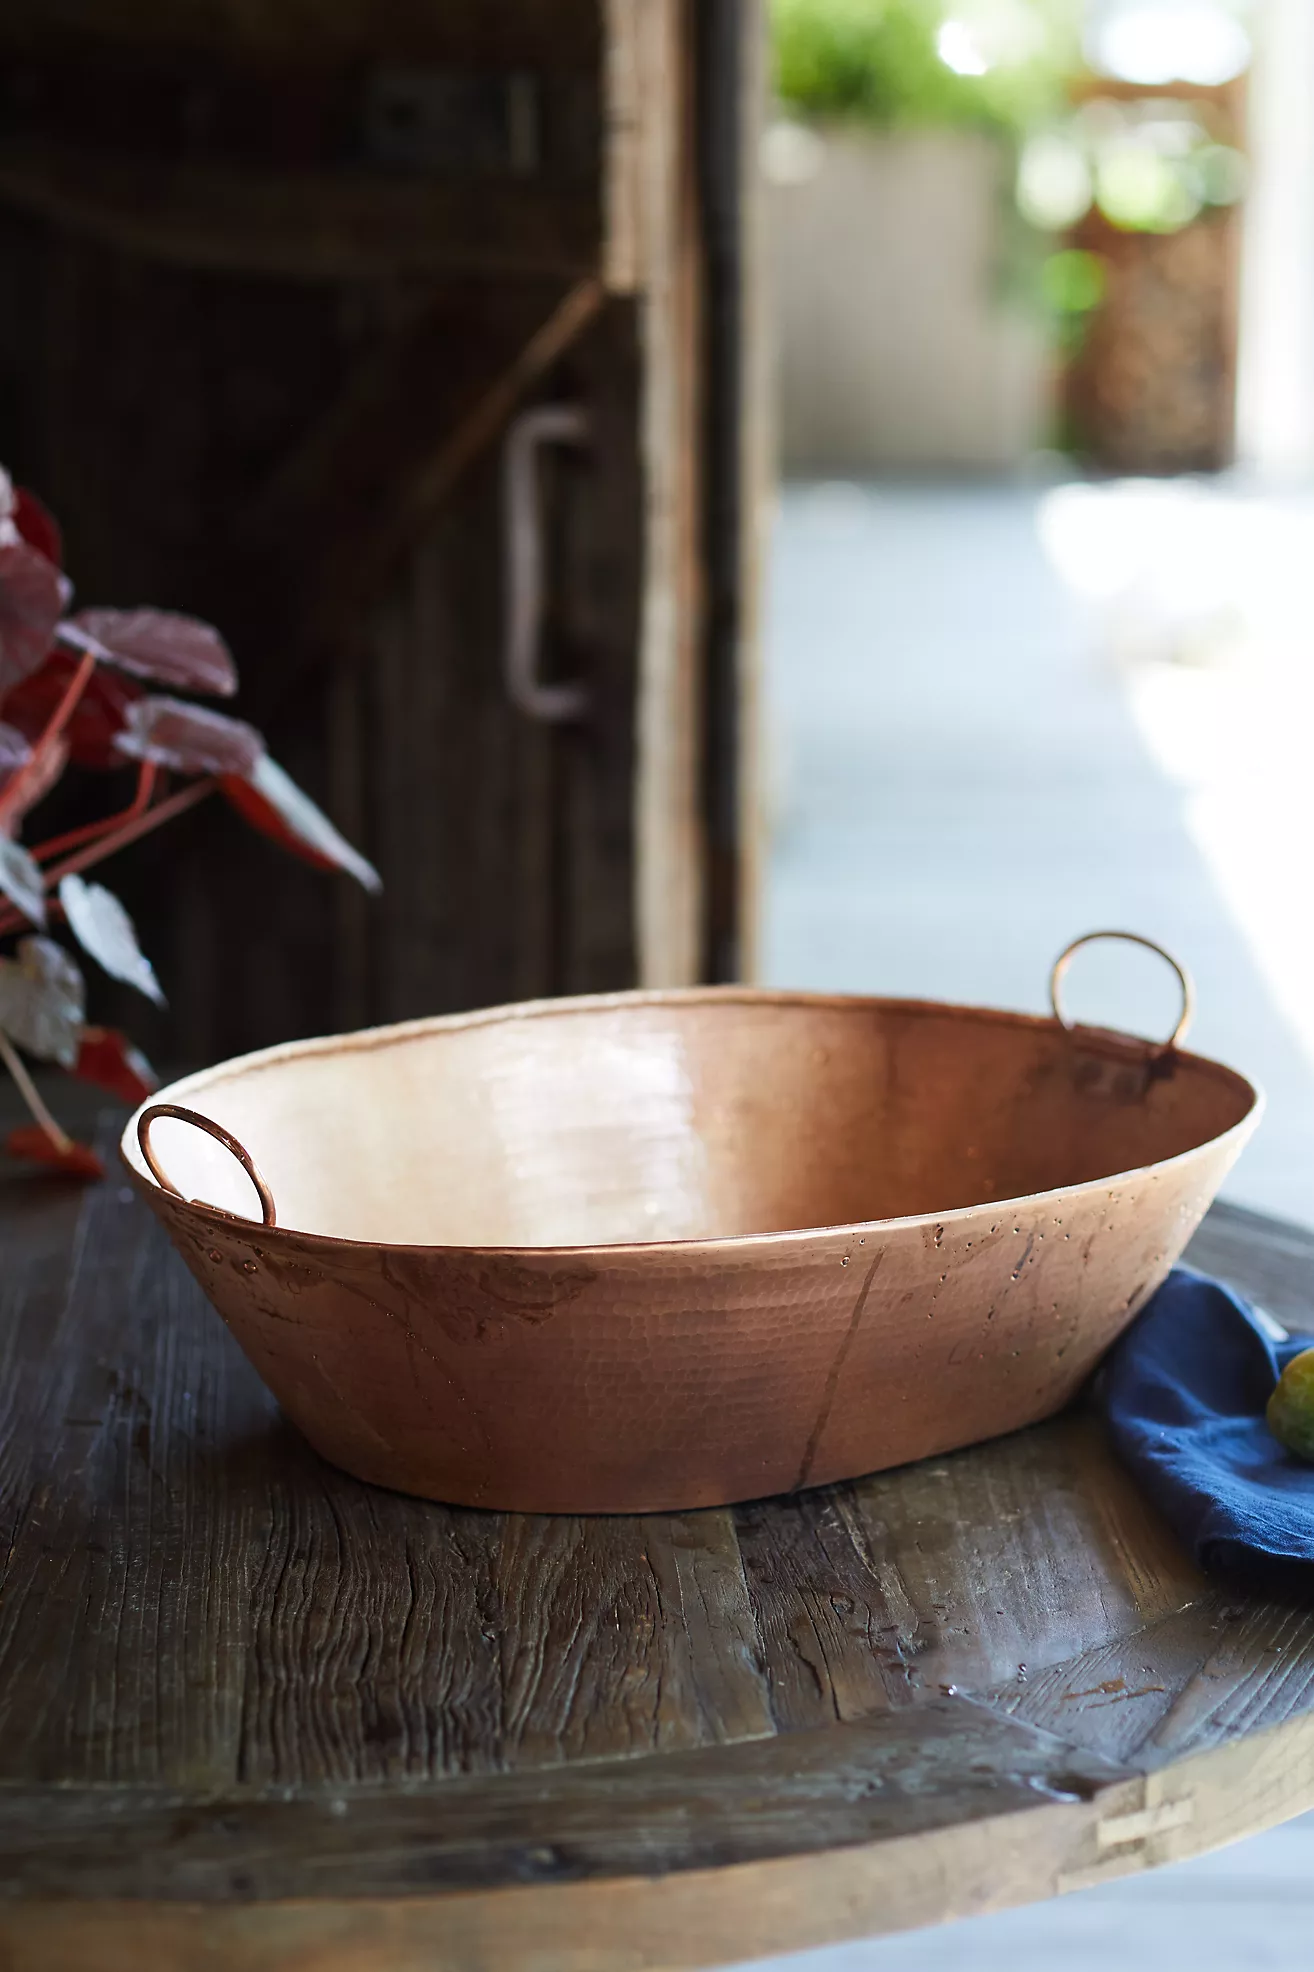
xmin=1039 ymin=478 xmax=1314 ymax=1077
xmin=762 ymin=474 xmax=1314 ymax=1221
xmin=751 ymin=470 xmax=1314 ymax=1971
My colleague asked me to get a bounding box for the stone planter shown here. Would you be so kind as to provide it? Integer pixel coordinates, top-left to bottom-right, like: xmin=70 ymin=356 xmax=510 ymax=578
xmin=768 ymin=128 xmax=1051 ymax=473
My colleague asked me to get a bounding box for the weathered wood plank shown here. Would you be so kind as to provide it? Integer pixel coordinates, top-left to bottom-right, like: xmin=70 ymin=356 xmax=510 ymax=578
xmin=492 ymin=1510 xmax=772 ymax=1767
xmin=1146 ymin=1598 xmax=1314 ymax=1761
xmin=993 ymin=1593 xmax=1314 ymax=1771
xmin=1186 ymin=1198 xmax=1314 ymax=1334
xmin=733 ymin=1487 xmax=907 ymax=1730
xmin=0 ymin=20 xmax=639 ymax=1062
xmin=304 ymin=278 xmax=607 ymax=645
xmin=639 ymin=1512 xmax=774 ymax=1748
xmin=555 ymin=299 xmax=643 ymax=995
xmin=4 ymin=1090 xmax=1314 ymax=1972
xmin=733 ymin=1410 xmax=1205 ymax=1731
xmin=846 ymin=1410 xmax=1206 ymax=1697
xmin=0 ymin=1701 xmax=1134 ymax=1899
xmin=237 ymin=1478 xmax=507 ymax=1788
xmin=693 ymin=0 xmax=767 ymax=985
xmin=0 ymin=1712 xmax=1312 ymax=1970
xmin=0 ymin=1109 xmax=770 ymax=1786
xmin=0 ymin=1 xmax=603 ymax=69
xmin=0 ymin=1122 xmax=265 ymax=1788
xmin=602 ymin=0 xmax=646 ymax=294
xmin=235 ymin=275 xmax=604 ymax=713
xmin=0 ymin=145 xmax=600 ymax=282
xmin=633 ymin=0 xmax=706 ymax=988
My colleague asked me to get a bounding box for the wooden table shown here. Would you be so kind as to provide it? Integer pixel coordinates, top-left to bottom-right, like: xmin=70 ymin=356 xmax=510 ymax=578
xmin=2 ymin=1118 xmax=1313 ymax=1972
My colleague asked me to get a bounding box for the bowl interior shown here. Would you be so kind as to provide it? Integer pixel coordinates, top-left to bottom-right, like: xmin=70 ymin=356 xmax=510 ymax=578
xmin=126 ymin=994 xmax=1257 ymax=1248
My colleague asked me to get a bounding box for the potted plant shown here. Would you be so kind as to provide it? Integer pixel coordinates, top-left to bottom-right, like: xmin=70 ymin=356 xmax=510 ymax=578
xmin=0 ymin=466 xmax=379 ymax=1177
xmin=765 ymin=0 xmax=1082 ymax=471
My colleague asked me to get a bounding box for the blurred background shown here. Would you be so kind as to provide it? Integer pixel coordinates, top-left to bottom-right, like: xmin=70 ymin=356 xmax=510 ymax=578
xmin=755 ymin=1 xmax=1314 ymax=1965
xmin=761 ymin=0 xmax=1314 ymax=1223
xmin=2 ymin=1 xmax=1313 ymax=1965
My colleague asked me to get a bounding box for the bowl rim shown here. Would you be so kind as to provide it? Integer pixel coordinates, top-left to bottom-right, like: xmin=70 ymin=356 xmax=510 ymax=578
xmin=121 ymin=984 xmax=1264 ymax=1260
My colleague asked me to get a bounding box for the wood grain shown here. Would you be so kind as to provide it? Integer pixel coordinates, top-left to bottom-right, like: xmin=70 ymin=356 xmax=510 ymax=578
xmin=633 ymin=0 xmax=707 ymax=989
xmin=0 ymin=13 xmax=639 ymax=1064
xmin=733 ymin=1486 xmax=908 ymax=1729
xmin=996 ymin=1593 xmax=1314 ymax=1770
xmin=0 ymin=1700 xmax=1134 ymax=1900
xmin=0 ymin=0 xmax=754 ymax=1060
xmin=844 ymin=1409 xmax=1205 ymax=1695
xmin=1 ymin=1103 xmax=1313 ymax=1971
xmin=1185 ymin=1199 xmax=1314 ymax=1335
xmin=0 ymin=0 xmax=604 ymax=70
xmin=0 ymin=144 xmax=601 ymax=282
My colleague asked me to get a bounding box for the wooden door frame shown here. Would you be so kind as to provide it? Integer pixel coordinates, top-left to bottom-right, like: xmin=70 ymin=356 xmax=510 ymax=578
xmin=696 ymin=0 xmax=768 ymax=985
xmin=605 ymin=0 xmax=765 ymax=989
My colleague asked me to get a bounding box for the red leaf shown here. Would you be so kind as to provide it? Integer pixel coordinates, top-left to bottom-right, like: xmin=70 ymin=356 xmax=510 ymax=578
xmin=114 ymin=695 xmax=264 ymax=778
xmin=221 ymin=755 xmax=381 ymax=892
xmin=5 ymin=1123 xmax=105 ymax=1180
xmin=12 ymin=489 xmax=63 ymax=569
xmin=1 ymin=647 xmax=143 ymax=769
xmin=67 ymin=608 xmax=237 ymax=697
xmin=73 ymin=1026 xmax=158 ymax=1105
xmin=0 ymin=537 xmax=65 ymax=695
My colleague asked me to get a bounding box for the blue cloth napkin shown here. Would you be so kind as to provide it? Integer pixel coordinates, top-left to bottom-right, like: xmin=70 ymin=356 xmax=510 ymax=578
xmin=1098 ymin=1265 xmax=1314 ymax=1586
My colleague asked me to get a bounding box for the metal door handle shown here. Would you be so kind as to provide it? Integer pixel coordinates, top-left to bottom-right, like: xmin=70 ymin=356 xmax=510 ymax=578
xmin=503 ymin=404 xmax=590 ymax=723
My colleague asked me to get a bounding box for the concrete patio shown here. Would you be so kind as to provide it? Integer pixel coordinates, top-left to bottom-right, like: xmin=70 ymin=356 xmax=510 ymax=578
xmin=748 ymin=477 xmax=1314 ymax=1970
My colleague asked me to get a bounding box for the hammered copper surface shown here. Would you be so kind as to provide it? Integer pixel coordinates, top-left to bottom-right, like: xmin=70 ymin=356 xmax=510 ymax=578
xmin=122 ymin=988 xmax=1260 ymax=1512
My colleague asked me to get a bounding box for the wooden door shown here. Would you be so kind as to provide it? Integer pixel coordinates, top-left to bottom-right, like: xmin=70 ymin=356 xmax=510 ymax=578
xmin=0 ymin=0 xmax=764 ymax=1065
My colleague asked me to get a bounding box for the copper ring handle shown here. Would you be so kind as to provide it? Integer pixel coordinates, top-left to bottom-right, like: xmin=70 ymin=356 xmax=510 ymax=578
xmin=1050 ymin=931 xmax=1195 ymax=1053
xmin=137 ymin=1104 xmax=277 ymax=1227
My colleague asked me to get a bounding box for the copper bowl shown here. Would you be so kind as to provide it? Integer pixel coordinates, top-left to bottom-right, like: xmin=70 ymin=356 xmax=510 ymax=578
xmin=123 ymin=933 xmax=1260 ymax=1513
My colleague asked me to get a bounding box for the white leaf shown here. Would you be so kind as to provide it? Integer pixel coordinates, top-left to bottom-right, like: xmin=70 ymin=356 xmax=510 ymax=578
xmin=234 ymin=754 xmax=382 ymax=894
xmin=0 ymin=936 xmax=85 ymax=1065
xmin=0 ymin=838 xmax=46 ymax=925
xmin=58 ymin=874 xmax=164 ymax=1006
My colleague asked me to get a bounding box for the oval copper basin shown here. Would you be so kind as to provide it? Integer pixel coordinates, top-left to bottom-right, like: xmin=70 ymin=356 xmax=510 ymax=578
xmin=122 ymin=986 xmax=1261 ymax=1513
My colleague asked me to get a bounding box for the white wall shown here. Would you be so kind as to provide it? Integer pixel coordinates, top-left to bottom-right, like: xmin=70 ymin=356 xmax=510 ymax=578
xmin=768 ymin=129 xmax=1051 ymax=474
xmin=1236 ymin=0 xmax=1314 ymax=477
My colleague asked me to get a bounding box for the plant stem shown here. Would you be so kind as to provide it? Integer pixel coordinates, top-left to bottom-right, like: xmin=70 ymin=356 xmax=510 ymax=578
xmin=43 ymin=776 xmax=217 ymax=885
xmin=0 ymin=649 xmax=97 ymax=831
xmin=33 ymin=763 xmax=159 ymax=863
xmin=0 ymin=778 xmax=218 ymax=939
xmin=0 ymin=1030 xmax=73 ymax=1152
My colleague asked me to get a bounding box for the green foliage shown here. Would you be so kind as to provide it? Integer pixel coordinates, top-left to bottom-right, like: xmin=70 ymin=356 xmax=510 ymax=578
xmin=1040 ymin=247 xmax=1107 ymax=352
xmin=772 ymin=0 xmax=960 ymax=126
xmin=770 ymin=0 xmax=1083 ymax=140
xmin=1017 ymin=103 xmax=1249 ymax=239
xmin=1041 ymin=246 xmax=1106 ymax=314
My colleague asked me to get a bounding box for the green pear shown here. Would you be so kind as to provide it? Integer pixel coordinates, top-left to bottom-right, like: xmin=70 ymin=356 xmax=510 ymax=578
xmin=1266 ymin=1348 xmax=1314 ymax=1462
